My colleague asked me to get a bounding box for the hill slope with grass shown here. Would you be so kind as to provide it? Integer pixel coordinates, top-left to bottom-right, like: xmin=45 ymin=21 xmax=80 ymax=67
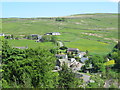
xmin=1 ymin=13 xmax=118 ymax=55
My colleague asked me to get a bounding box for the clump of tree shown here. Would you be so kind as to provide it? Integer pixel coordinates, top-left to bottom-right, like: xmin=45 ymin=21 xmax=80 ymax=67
xmin=58 ymin=63 xmax=82 ymax=88
xmin=26 ymin=35 xmax=38 ymax=40
xmin=50 ymin=48 xmax=57 ymax=54
xmin=59 ymin=46 xmax=68 ymax=50
xmin=55 ymin=18 xmax=66 ymax=22
xmin=107 ymin=43 xmax=120 ymax=72
xmin=2 ymin=40 xmax=83 ymax=88
xmin=4 ymin=35 xmax=14 ymax=39
xmin=2 ymin=40 xmax=58 ymax=88
xmin=51 ymin=36 xmax=58 ymax=44
xmin=41 ymin=35 xmax=58 ymax=44
xmin=81 ymin=55 xmax=106 ymax=73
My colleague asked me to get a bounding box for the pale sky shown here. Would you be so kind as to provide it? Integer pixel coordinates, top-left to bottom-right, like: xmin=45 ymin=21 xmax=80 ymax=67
xmin=1 ymin=0 xmax=120 ymax=2
xmin=1 ymin=0 xmax=119 ymax=18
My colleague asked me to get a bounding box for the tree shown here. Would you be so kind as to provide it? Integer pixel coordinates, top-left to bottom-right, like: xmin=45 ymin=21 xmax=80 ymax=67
xmin=51 ymin=36 xmax=57 ymax=44
xmin=2 ymin=40 xmax=59 ymax=88
xmin=59 ymin=46 xmax=68 ymax=50
xmin=41 ymin=35 xmax=51 ymax=42
xmin=89 ymin=55 xmax=105 ymax=72
xmin=50 ymin=48 xmax=57 ymax=54
xmin=58 ymin=63 xmax=82 ymax=88
xmin=55 ymin=18 xmax=66 ymax=22
xmin=107 ymin=43 xmax=120 ymax=72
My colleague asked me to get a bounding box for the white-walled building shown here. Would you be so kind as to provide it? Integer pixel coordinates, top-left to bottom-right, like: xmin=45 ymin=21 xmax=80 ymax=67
xmin=44 ymin=32 xmax=61 ymax=35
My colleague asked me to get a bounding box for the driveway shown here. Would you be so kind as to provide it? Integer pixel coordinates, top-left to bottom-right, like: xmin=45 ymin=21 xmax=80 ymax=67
xmin=75 ymin=72 xmax=91 ymax=82
xmin=57 ymin=41 xmax=64 ymax=47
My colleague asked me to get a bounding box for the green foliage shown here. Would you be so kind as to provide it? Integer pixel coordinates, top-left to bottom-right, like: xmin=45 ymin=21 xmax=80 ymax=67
xmin=41 ymin=35 xmax=51 ymax=42
xmin=58 ymin=63 xmax=82 ymax=88
xmin=50 ymin=48 xmax=57 ymax=54
xmin=27 ymin=35 xmax=38 ymax=40
xmin=87 ymin=75 xmax=104 ymax=88
xmin=59 ymin=46 xmax=68 ymax=50
xmin=2 ymin=40 xmax=58 ymax=88
xmin=2 ymin=79 xmax=10 ymax=88
xmin=55 ymin=18 xmax=66 ymax=22
xmin=108 ymin=43 xmax=120 ymax=71
xmin=89 ymin=55 xmax=105 ymax=72
xmin=106 ymin=69 xmax=118 ymax=79
xmin=4 ymin=36 xmax=11 ymax=39
xmin=75 ymin=57 xmax=80 ymax=61
xmin=51 ymin=36 xmax=58 ymax=44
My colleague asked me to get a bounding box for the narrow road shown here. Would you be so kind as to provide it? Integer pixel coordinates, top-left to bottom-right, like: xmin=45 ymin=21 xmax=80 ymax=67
xmin=74 ymin=72 xmax=91 ymax=83
xmin=57 ymin=41 xmax=64 ymax=47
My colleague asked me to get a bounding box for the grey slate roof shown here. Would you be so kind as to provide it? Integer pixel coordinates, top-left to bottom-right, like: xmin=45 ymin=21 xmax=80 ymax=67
xmin=81 ymin=57 xmax=89 ymax=63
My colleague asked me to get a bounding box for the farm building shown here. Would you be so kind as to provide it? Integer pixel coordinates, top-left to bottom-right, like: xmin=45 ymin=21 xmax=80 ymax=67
xmin=56 ymin=59 xmax=69 ymax=67
xmin=44 ymin=32 xmax=61 ymax=35
xmin=36 ymin=35 xmax=43 ymax=42
xmin=4 ymin=34 xmax=11 ymax=37
xmin=27 ymin=34 xmax=39 ymax=40
xmin=30 ymin=34 xmax=38 ymax=37
xmin=80 ymin=57 xmax=89 ymax=63
xmin=67 ymin=48 xmax=79 ymax=53
xmin=14 ymin=46 xmax=28 ymax=49
xmin=0 ymin=33 xmax=5 ymax=36
xmin=55 ymin=54 xmax=68 ymax=59
xmin=70 ymin=62 xmax=84 ymax=71
xmin=4 ymin=34 xmax=12 ymax=39
xmin=76 ymin=52 xmax=86 ymax=58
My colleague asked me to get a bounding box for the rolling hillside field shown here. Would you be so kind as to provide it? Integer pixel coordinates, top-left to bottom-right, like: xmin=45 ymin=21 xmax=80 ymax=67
xmin=1 ymin=13 xmax=118 ymax=55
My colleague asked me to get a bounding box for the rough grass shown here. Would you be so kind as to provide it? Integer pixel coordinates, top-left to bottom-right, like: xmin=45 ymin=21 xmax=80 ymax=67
xmin=6 ymin=39 xmax=56 ymax=49
xmin=2 ymin=13 xmax=118 ymax=55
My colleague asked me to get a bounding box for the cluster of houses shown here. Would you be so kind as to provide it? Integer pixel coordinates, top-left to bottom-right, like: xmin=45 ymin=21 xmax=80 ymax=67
xmin=0 ymin=32 xmax=61 ymax=42
xmin=55 ymin=48 xmax=89 ymax=72
xmin=54 ymin=48 xmax=93 ymax=83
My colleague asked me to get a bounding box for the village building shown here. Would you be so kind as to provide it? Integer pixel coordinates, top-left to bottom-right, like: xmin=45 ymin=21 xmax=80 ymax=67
xmin=4 ymin=34 xmax=11 ymax=37
xmin=80 ymin=57 xmax=89 ymax=63
xmin=56 ymin=59 xmax=70 ymax=67
xmin=55 ymin=54 xmax=68 ymax=59
xmin=44 ymin=32 xmax=61 ymax=35
xmin=67 ymin=48 xmax=79 ymax=53
xmin=4 ymin=34 xmax=12 ymax=39
xmin=14 ymin=46 xmax=28 ymax=49
xmin=30 ymin=34 xmax=38 ymax=37
xmin=36 ymin=35 xmax=43 ymax=42
xmin=68 ymin=58 xmax=76 ymax=62
xmin=76 ymin=52 xmax=86 ymax=58
xmin=69 ymin=59 xmax=85 ymax=71
xmin=27 ymin=34 xmax=40 ymax=40
xmin=0 ymin=33 xmax=5 ymax=36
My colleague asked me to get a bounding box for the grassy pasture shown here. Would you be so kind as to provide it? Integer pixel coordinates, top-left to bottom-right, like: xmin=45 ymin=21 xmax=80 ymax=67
xmin=65 ymin=38 xmax=115 ymax=55
xmin=2 ymin=13 xmax=118 ymax=55
xmin=6 ymin=39 xmax=56 ymax=49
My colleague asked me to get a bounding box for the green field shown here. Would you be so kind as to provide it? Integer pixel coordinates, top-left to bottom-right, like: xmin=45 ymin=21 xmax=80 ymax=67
xmin=6 ymin=39 xmax=56 ymax=49
xmin=1 ymin=13 xmax=118 ymax=55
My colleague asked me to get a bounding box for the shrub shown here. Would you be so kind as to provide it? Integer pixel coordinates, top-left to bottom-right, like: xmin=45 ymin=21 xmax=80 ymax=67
xmin=59 ymin=46 xmax=68 ymax=50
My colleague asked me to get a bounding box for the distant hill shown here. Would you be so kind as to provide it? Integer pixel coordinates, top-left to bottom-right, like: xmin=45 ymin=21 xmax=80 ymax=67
xmin=1 ymin=13 xmax=118 ymax=55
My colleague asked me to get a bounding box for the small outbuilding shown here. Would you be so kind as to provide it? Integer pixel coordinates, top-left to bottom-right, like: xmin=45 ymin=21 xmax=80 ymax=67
xmin=0 ymin=33 xmax=5 ymax=36
xmin=44 ymin=32 xmax=61 ymax=35
xmin=55 ymin=54 xmax=68 ymax=59
xmin=67 ymin=48 xmax=79 ymax=53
